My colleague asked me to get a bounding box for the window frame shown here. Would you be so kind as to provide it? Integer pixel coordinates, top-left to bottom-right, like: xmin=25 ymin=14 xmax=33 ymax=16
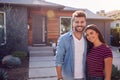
xmin=0 ymin=11 xmax=6 ymax=45
xmin=59 ymin=16 xmax=72 ymax=35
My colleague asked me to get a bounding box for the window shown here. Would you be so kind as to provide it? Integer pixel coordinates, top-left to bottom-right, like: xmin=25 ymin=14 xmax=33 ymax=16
xmin=0 ymin=12 xmax=6 ymax=45
xmin=60 ymin=17 xmax=72 ymax=35
xmin=116 ymin=23 xmax=120 ymax=27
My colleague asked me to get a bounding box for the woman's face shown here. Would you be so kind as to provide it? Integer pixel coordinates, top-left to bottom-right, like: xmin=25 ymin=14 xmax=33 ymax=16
xmin=86 ymin=29 xmax=99 ymax=43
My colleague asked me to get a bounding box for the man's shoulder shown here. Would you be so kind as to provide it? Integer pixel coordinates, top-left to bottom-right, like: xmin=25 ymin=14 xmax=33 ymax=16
xmin=61 ymin=31 xmax=72 ymax=38
xmin=58 ymin=31 xmax=72 ymax=42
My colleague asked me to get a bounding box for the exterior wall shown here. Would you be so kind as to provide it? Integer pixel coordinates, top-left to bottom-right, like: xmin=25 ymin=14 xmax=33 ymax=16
xmin=104 ymin=21 xmax=111 ymax=44
xmin=28 ymin=8 xmax=73 ymax=45
xmin=28 ymin=7 xmax=111 ymax=45
xmin=0 ymin=5 xmax=28 ymax=55
xmin=111 ymin=20 xmax=120 ymax=28
xmin=48 ymin=10 xmax=73 ymax=44
xmin=28 ymin=7 xmax=58 ymax=45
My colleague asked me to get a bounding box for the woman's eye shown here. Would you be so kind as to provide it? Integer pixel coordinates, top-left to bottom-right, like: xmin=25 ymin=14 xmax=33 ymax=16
xmin=86 ymin=34 xmax=89 ymax=37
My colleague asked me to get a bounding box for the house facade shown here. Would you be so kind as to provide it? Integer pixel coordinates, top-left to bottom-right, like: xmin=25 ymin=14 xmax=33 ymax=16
xmin=106 ymin=10 xmax=120 ymax=46
xmin=0 ymin=0 xmax=113 ymax=54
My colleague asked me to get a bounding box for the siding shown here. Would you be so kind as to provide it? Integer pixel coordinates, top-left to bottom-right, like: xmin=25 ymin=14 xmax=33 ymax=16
xmin=28 ymin=7 xmax=111 ymax=45
xmin=0 ymin=5 xmax=28 ymax=54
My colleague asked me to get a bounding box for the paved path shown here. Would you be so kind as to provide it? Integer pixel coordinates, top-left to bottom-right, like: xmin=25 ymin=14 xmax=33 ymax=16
xmin=29 ymin=56 xmax=57 ymax=80
xmin=28 ymin=46 xmax=57 ymax=80
xmin=111 ymin=46 xmax=120 ymax=70
xmin=28 ymin=46 xmax=120 ymax=80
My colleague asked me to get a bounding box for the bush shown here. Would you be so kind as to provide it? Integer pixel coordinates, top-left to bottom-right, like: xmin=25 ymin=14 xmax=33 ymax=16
xmin=2 ymin=55 xmax=21 ymax=68
xmin=111 ymin=28 xmax=120 ymax=47
xmin=111 ymin=64 xmax=120 ymax=80
xmin=12 ymin=51 xmax=27 ymax=60
xmin=0 ymin=68 xmax=8 ymax=80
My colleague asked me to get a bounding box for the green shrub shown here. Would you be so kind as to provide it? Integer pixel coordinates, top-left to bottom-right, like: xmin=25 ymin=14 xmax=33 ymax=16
xmin=2 ymin=55 xmax=21 ymax=68
xmin=111 ymin=28 xmax=120 ymax=47
xmin=12 ymin=51 xmax=27 ymax=60
xmin=112 ymin=64 xmax=120 ymax=80
xmin=0 ymin=68 xmax=8 ymax=80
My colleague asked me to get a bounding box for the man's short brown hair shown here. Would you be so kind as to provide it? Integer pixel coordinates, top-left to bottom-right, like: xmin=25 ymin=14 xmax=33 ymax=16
xmin=72 ymin=10 xmax=86 ymax=21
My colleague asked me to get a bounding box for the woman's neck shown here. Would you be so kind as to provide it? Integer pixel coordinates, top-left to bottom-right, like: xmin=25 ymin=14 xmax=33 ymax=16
xmin=93 ymin=40 xmax=103 ymax=48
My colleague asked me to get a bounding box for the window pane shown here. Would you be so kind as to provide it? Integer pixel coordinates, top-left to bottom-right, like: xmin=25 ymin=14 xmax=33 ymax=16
xmin=0 ymin=13 xmax=5 ymax=45
xmin=0 ymin=25 xmax=4 ymax=43
xmin=60 ymin=17 xmax=71 ymax=34
xmin=0 ymin=13 xmax=4 ymax=25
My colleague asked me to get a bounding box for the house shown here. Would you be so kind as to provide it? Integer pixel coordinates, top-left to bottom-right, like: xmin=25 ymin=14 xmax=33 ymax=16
xmin=0 ymin=0 xmax=113 ymax=54
xmin=106 ymin=10 xmax=120 ymax=28
xmin=106 ymin=10 xmax=120 ymax=46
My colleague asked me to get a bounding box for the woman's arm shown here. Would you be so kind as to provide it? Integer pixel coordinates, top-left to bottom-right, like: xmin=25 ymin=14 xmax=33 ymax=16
xmin=104 ymin=57 xmax=113 ymax=80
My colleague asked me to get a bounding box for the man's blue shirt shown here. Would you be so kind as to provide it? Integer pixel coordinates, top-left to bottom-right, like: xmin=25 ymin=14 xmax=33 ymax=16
xmin=55 ymin=31 xmax=87 ymax=80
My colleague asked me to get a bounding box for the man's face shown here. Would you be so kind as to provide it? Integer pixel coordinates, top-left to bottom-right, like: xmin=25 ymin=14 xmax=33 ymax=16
xmin=72 ymin=17 xmax=86 ymax=32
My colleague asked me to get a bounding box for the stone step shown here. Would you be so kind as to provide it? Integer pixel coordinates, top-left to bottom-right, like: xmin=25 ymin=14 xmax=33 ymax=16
xmin=29 ymin=60 xmax=55 ymax=68
xmin=29 ymin=77 xmax=57 ymax=80
xmin=29 ymin=56 xmax=55 ymax=62
xmin=29 ymin=67 xmax=57 ymax=79
xmin=30 ymin=53 xmax=54 ymax=57
xmin=29 ymin=46 xmax=54 ymax=57
xmin=30 ymin=51 xmax=53 ymax=53
xmin=29 ymin=56 xmax=57 ymax=80
xmin=29 ymin=46 xmax=53 ymax=51
xmin=29 ymin=51 xmax=54 ymax=57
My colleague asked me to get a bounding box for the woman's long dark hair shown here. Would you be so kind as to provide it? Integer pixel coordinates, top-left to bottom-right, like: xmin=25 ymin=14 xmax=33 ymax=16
xmin=85 ymin=24 xmax=106 ymax=52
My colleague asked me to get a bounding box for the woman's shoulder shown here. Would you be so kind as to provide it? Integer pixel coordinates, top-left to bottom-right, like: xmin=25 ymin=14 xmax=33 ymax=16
xmin=102 ymin=44 xmax=111 ymax=49
xmin=102 ymin=44 xmax=113 ymax=57
xmin=102 ymin=44 xmax=112 ymax=53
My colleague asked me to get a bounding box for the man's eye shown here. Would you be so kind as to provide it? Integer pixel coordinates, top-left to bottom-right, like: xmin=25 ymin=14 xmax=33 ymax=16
xmin=81 ymin=21 xmax=84 ymax=23
xmin=86 ymin=34 xmax=89 ymax=37
xmin=90 ymin=32 xmax=93 ymax=35
xmin=75 ymin=21 xmax=79 ymax=23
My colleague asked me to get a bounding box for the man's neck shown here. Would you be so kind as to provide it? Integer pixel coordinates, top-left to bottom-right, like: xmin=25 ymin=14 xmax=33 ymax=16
xmin=73 ymin=32 xmax=82 ymax=40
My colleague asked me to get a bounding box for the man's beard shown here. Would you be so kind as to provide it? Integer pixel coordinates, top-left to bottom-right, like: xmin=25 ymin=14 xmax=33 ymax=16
xmin=75 ymin=26 xmax=85 ymax=32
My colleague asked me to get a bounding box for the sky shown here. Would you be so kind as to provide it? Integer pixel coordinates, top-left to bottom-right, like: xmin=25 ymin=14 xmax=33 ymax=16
xmin=46 ymin=0 xmax=120 ymax=13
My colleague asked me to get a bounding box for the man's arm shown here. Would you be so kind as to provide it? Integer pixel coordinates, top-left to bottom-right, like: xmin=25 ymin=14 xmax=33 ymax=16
xmin=55 ymin=36 xmax=66 ymax=80
xmin=56 ymin=66 xmax=63 ymax=79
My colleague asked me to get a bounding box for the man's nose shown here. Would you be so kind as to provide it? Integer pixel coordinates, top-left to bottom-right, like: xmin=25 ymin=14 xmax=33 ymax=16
xmin=78 ymin=22 xmax=82 ymax=26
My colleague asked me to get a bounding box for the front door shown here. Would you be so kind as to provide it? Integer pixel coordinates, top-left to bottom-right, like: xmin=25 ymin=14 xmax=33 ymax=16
xmin=32 ymin=15 xmax=47 ymax=45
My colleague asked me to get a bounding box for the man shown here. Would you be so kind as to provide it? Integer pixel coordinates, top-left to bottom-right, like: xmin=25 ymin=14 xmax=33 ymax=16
xmin=55 ymin=10 xmax=87 ymax=80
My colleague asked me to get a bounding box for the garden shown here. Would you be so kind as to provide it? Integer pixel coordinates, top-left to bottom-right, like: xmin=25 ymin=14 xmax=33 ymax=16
xmin=0 ymin=51 xmax=29 ymax=80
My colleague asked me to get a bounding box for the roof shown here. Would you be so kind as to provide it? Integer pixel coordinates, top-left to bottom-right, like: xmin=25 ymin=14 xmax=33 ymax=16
xmin=106 ymin=10 xmax=120 ymax=20
xmin=63 ymin=6 xmax=113 ymax=20
xmin=0 ymin=0 xmax=64 ymax=8
xmin=0 ymin=0 xmax=113 ymax=20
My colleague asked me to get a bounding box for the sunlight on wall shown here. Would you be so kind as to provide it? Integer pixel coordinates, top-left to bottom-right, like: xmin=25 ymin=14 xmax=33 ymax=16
xmin=47 ymin=10 xmax=55 ymax=18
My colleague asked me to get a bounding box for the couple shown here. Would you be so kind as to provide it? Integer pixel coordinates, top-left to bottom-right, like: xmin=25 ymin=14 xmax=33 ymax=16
xmin=55 ymin=10 xmax=113 ymax=80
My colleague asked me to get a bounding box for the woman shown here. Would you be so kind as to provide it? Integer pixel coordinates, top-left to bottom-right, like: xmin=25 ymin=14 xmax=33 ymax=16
xmin=85 ymin=24 xmax=113 ymax=80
